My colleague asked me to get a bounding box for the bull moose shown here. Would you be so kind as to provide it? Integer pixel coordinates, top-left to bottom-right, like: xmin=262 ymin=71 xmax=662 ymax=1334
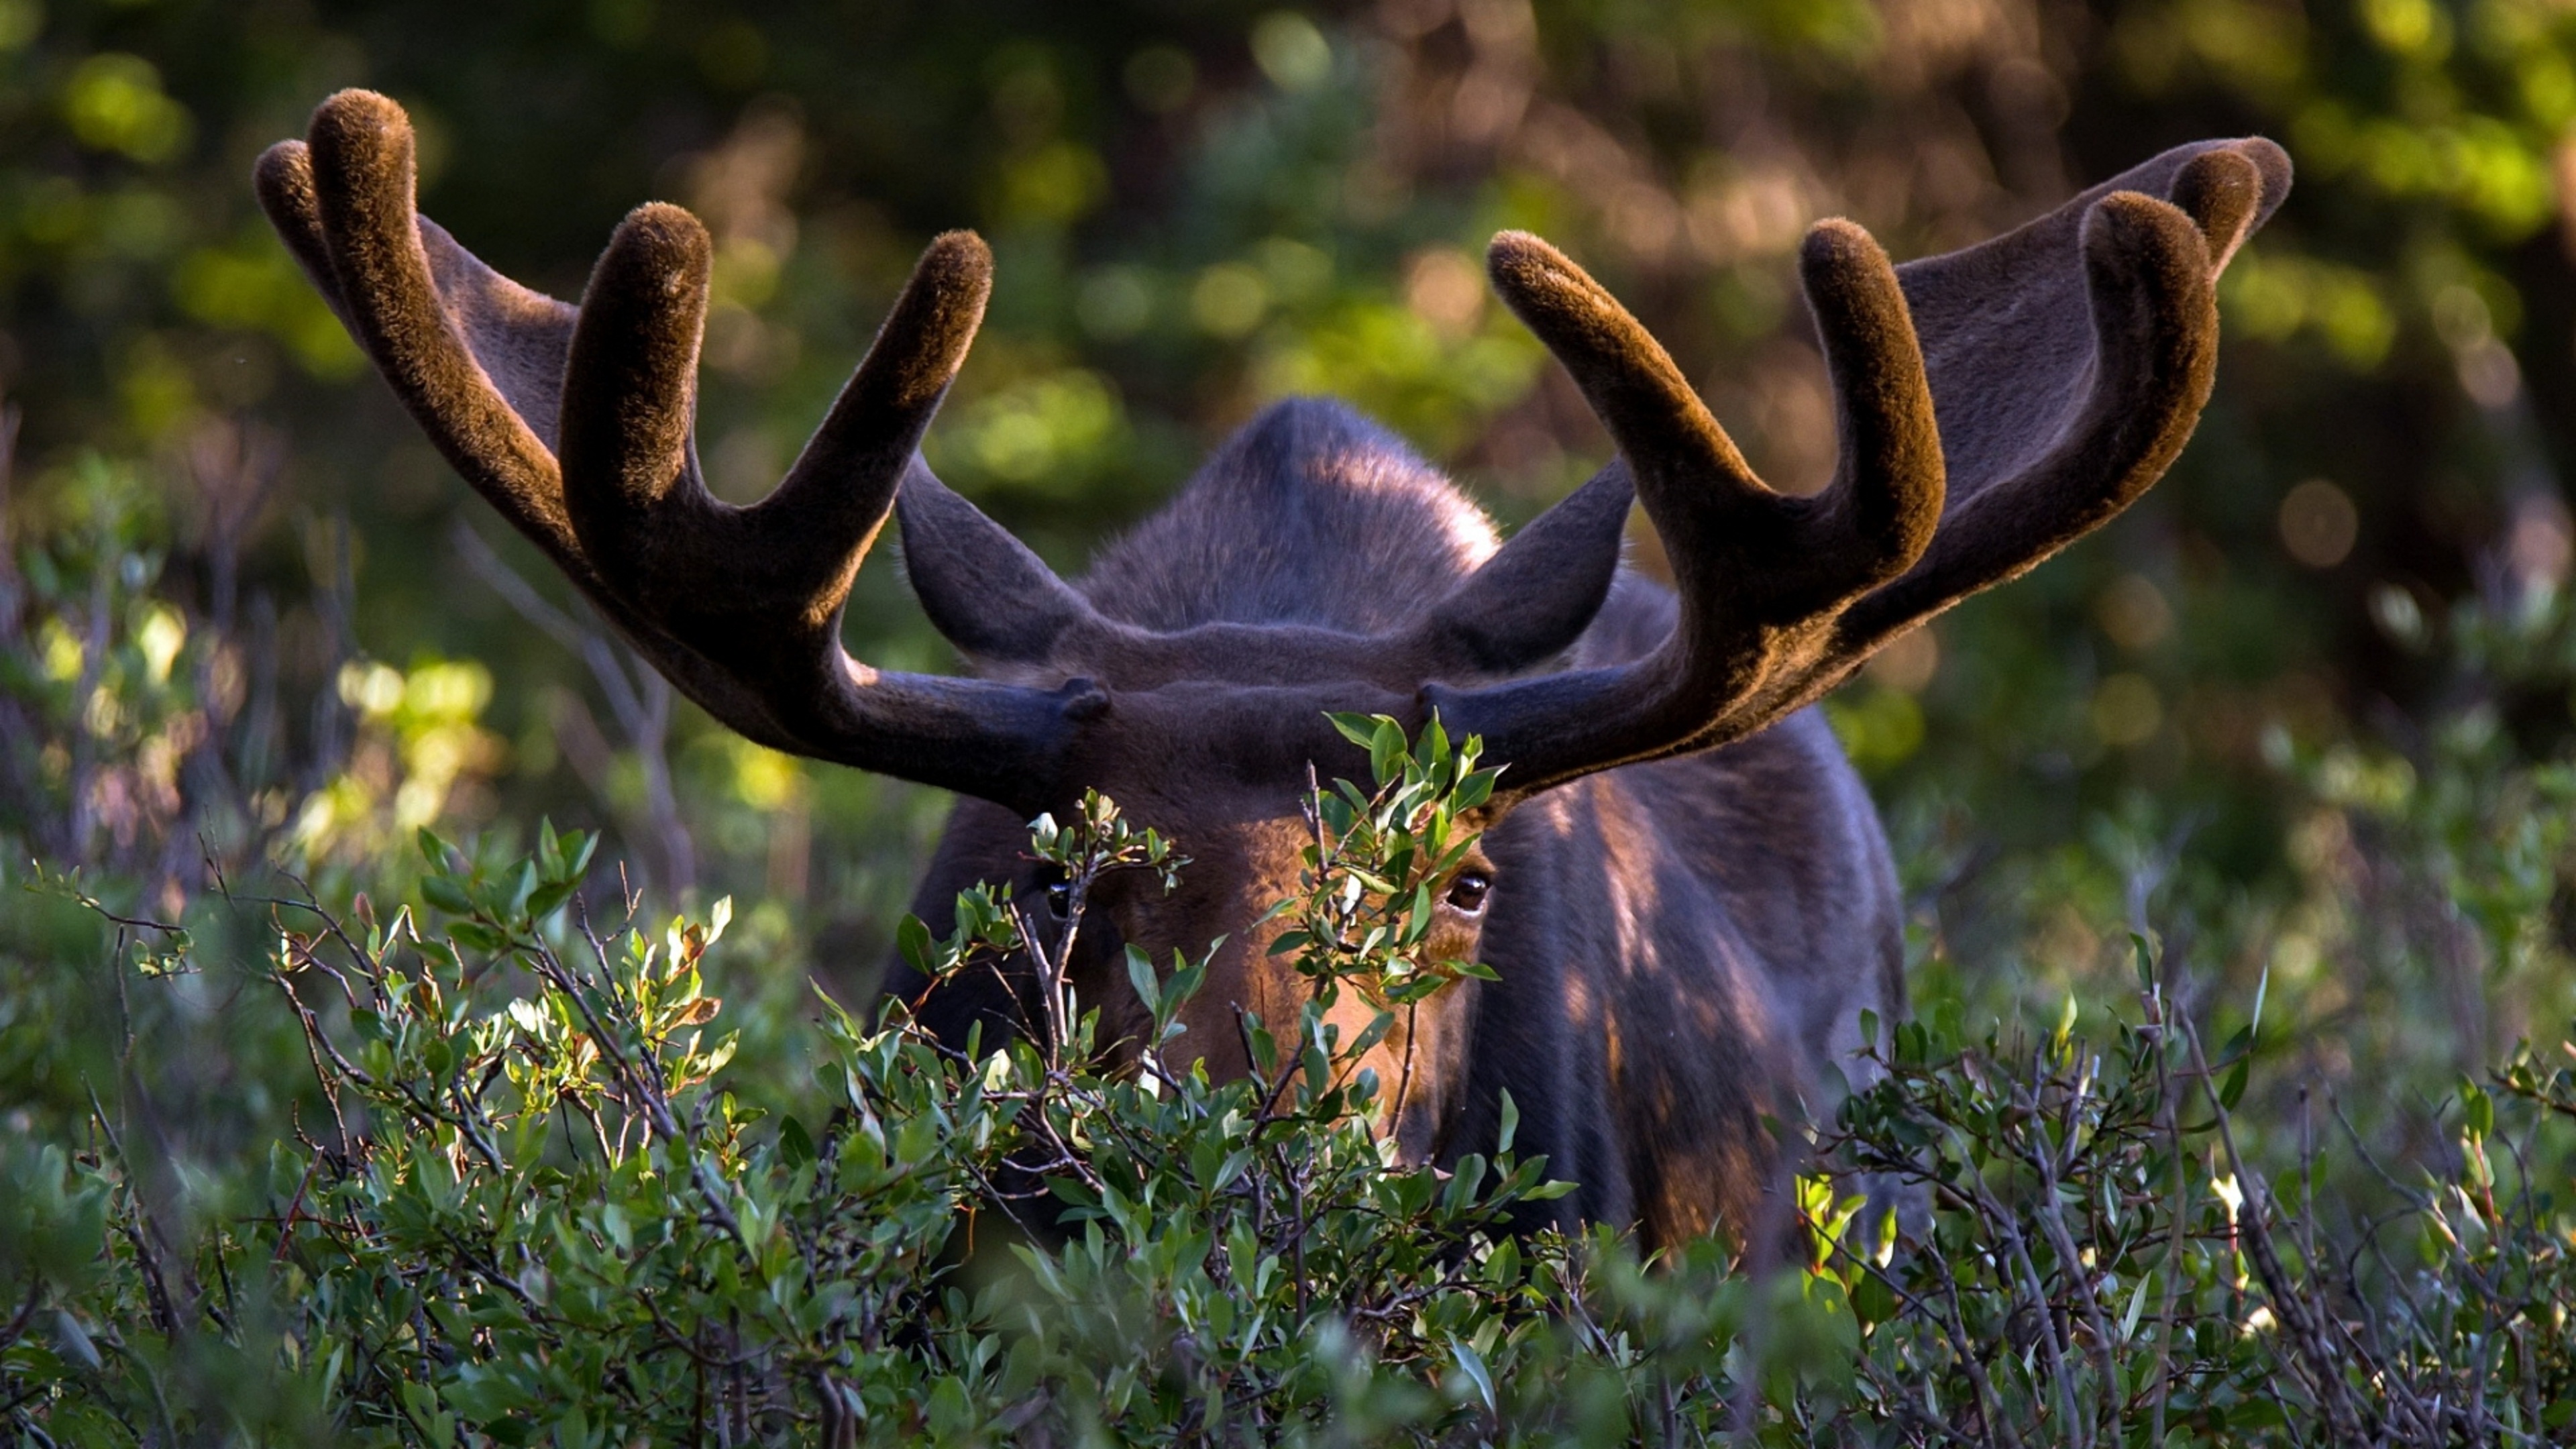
xmin=254 ymin=90 xmax=2287 ymax=1248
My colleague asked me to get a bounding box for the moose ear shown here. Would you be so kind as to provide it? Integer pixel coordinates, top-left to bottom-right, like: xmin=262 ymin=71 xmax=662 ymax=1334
xmin=1407 ymin=462 xmax=1635 ymax=678
xmin=896 ymin=462 xmax=1102 ymax=665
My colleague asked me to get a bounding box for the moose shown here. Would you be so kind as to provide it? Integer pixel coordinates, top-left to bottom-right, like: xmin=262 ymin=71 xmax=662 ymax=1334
xmin=255 ymin=91 xmax=2286 ymax=1248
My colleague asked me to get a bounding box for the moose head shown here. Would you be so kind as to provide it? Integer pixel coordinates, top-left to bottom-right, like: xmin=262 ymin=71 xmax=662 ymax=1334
xmin=257 ymin=90 xmax=2286 ymax=1241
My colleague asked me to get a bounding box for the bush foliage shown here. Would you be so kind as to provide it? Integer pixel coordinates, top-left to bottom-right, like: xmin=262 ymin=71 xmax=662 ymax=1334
xmin=4 ymin=718 xmax=2574 ymax=1444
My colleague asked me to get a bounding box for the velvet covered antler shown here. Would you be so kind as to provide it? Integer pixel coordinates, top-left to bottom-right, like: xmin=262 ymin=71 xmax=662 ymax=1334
xmin=255 ymin=90 xmax=1092 ymax=813
xmin=1436 ymin=138 xmax=2290 ymax=798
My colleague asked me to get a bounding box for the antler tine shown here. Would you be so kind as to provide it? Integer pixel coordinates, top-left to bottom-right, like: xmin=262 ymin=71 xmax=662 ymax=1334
xmin=292 ymin=92 xmax=582 ymax=570
xmin=1442 ymin=221 xmax=1941 ymax=793
xmin=556 ymin=203 xmax=712 ymax=596
xmin=777 ymin=233 xmax=990 ymax=502
xmin=556 ymin=201 xmax=1004 ymax=683
xmin=1793 ymin=220 xmax=1946 ymax=608
xmin=252 ymin=141 xmax=343 ymax=319
xmin=753 ymin=229 xmax=991 ymax=623
xmin=2169 ymin=144 xmax=2268 ymax=269
xmin=1485 ymin=227 xmax=1939 ymax=615
xmin=560 ymin=204 xmax=996 ymax=637
xmin=1486 ymin=233 xmax=1740 ymax=468
xmin=1484 ymin=233 xmax=1776 ymax=570
xmin=258 ymin=131 xmax=585 ymax=445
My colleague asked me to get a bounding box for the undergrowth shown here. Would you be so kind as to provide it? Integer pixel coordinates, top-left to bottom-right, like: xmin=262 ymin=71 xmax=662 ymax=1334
xmin=0 ymin=720 xmax=2571 ymax=1445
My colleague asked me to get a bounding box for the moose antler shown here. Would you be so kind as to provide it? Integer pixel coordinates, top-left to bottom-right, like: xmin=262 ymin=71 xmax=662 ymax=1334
xmin=255 ymin=90 xmax=1091 ymax=812
xmin=1437 ymin=138 xmax=2290 ymax=797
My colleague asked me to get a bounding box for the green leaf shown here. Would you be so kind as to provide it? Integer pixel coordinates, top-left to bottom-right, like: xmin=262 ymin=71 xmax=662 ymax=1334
xmin=896 ymin=914 xmax=934 ymax=974
xmin=1244 ymin=1016 xmax=1277 ymax=1079
xmin=419 ymin=874 xmax=474 ymax=917
xmin=1327 ymin=711 xmax=1380 ymax=749
xmin=1126 ymin=945 xmax=1161 ymax=1018
xmin=777 ymin=1114 xmax=815 ymax=1168
xmin=1369 ymin=716 xmax=1405 ymax=786
xmin=1448 ymin=1334 xmax=1497 ymax=1415
xmin=1165 ymin=953 xmax=1206 ymax=1009
xmin=500 ymin=859 xmax=539 ymax=920
xmin=2462 ymin=1081 xmax=2494 ymax=1138
xmin=1416 ymin=713 xmax=1450 ymax=773
xmin=1213 ymin=1147 xmax=1254 ymax=1191
xmin=449 ymin=920 xmax=506 ymax=953
xmin=1852 ymin=1271 xmax=1896 ymax=1328
xmin=527 ymin=881 xmax=577 ymax=919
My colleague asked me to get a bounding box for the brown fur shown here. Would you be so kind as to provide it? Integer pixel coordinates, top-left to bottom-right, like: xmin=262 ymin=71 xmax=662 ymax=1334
xmin=254 ymin=90 xmax=2288 ymax=1248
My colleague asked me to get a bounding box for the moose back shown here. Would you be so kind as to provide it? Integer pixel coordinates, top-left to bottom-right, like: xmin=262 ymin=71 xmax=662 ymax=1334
xmin=255 ymin=90 xmax=2288 ymax=1246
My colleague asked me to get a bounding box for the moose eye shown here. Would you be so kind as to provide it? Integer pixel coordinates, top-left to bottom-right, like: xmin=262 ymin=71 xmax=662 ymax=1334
xmin=1445 ymin=871 xmax=1492 ymax=914
xmin=1036 ymin=868 xmax=1072 ymax=920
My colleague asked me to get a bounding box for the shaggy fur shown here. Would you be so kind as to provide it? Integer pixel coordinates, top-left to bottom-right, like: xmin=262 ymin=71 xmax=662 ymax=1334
xmin=255 ymin=89 xmax=2288 ymax=1246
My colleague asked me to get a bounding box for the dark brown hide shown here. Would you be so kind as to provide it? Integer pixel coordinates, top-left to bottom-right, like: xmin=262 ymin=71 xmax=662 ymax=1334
xmin=253 ymin=89 xmax=2288 ymax=1248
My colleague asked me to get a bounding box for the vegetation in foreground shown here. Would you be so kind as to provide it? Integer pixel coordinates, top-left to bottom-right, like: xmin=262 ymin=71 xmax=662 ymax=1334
xmin=1 ymin=716 xmax=2571 ymax=1444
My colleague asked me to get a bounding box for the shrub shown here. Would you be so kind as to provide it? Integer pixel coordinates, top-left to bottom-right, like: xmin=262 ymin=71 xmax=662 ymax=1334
xmin=3 ymin=714 xmax=2573 ymax=1445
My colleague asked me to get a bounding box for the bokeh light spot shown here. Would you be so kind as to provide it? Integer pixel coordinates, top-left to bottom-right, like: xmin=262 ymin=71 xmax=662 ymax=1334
xmin=1251 ymin=12 xmax=1332 ymax=92
xmin=1192 ymin=264 xmax=1271 ymax=337
xmin=2095 ymin=575 xmax=2173 ymax=651
xmin=2092 ymin=673 xmax=2163 ymax=747
xmin=2279 ymin=479 xmax=2359 ymax=568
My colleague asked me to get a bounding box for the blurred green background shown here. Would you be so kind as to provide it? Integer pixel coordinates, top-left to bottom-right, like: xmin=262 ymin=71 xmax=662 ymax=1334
xmin=9 ymin=0 xmax=2576 ymax=1144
